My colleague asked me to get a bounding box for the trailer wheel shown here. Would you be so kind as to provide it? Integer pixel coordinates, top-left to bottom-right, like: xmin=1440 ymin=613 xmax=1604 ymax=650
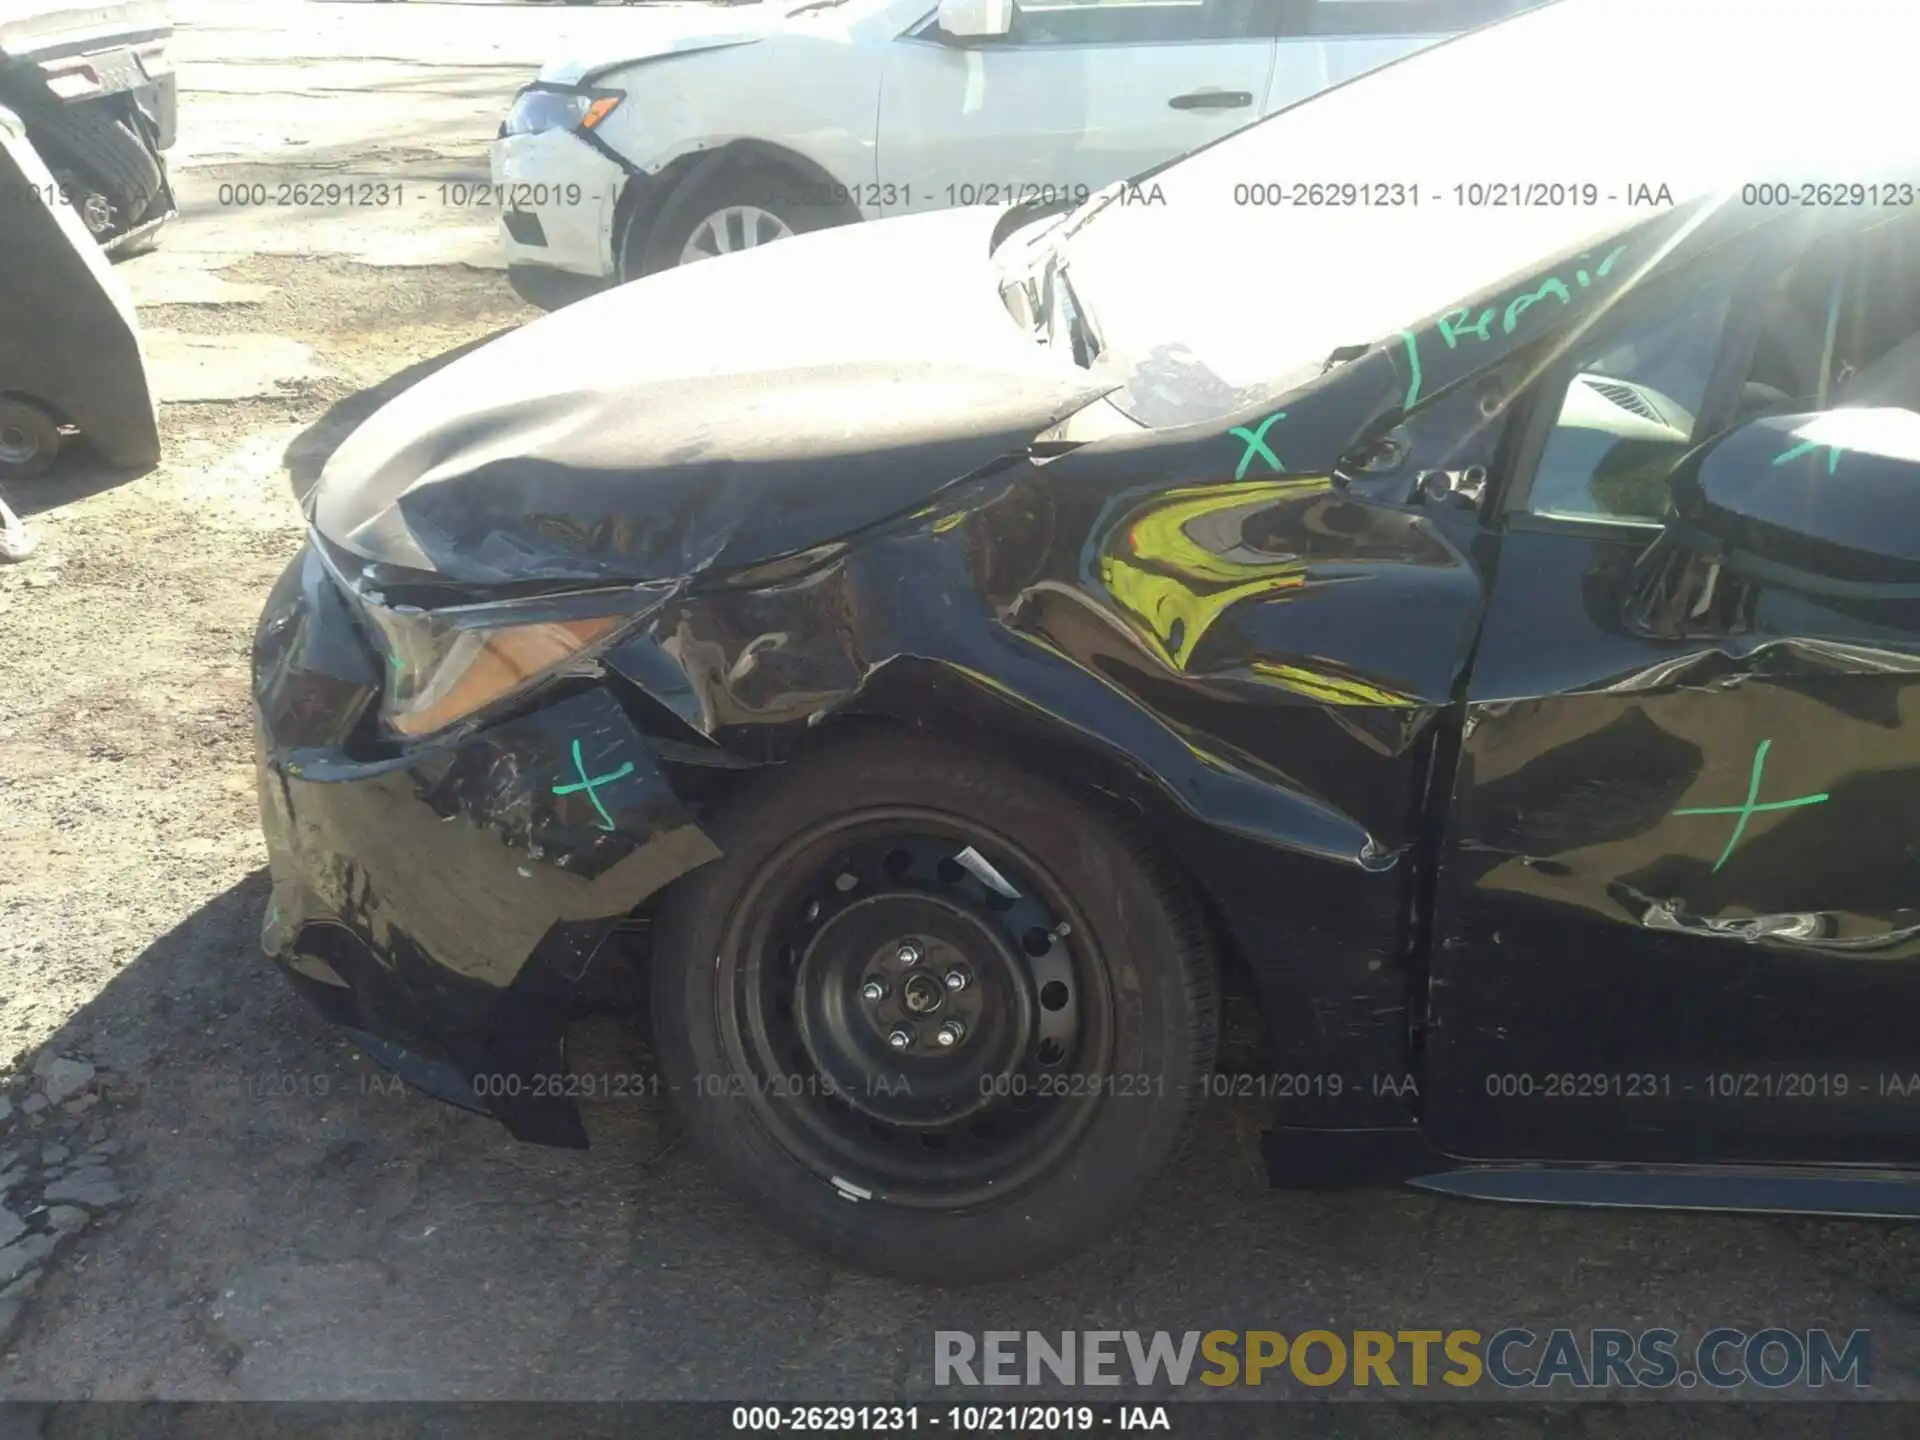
xmin=0 ymin=399 xmax=62 ymax=480
xmin=22 ymin=104 xmax=163 ymax=230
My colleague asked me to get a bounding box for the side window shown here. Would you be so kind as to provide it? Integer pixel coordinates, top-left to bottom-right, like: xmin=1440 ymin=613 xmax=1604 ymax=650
xmin=1514 ymin=217 xmax=1920 ymax=531
xmin=1519 ymin=266 xmax=1745 ymax=526
xmin=1006 ymin=0 xmax=1273 ymax=45
xmin=1830 ymin=213 xmax=1920 ymax=404
xmin=1723 ymin=215 xmax=1920 ymax=422
xmin=1304 ymin=0 xmax=1541 ymax=35
xmin=1730 ymin=235 xmax=1848 ymax=420
xmin=1630 ymin=216 xmax=1920 ymax=642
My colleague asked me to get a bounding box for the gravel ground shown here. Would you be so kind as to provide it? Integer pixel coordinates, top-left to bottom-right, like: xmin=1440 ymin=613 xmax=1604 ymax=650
xmin=3 ymin=3 xmax=1920 ymax=1430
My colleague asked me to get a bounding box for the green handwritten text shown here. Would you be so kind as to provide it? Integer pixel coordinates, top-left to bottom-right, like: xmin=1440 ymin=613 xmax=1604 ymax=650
xmin=1503 ymin=278 xmax=1571 ymax=334
xmin=1438 ymin=307 xmax=1495 ymax=348
xmin=1772 ymin=438 xmax=1845 ymax=474
xmin=1393 ymin=245 xmax=1630 ymax=414
xmin=1671 ymin=738 xmax=1829 ymax=872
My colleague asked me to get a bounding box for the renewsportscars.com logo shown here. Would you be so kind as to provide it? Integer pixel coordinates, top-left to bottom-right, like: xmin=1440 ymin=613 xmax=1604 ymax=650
xmin=934 ymin=1328 xmax=1872 ymax=1392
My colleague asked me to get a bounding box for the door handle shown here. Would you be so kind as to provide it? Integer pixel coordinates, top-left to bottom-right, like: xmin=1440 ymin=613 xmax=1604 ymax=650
xmin=1168 ymin=89 xmax=1254 ymax=110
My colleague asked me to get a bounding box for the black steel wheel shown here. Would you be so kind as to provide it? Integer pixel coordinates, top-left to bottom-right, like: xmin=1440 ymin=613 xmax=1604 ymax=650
xmin=652 ymin=733 xmax=1217 ymax=1283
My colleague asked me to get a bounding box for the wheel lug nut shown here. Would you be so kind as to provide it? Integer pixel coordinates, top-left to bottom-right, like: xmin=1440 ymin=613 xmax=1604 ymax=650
xmin=895 ymin=941 xmax=923 ymax=966
xmin=887 ymin=1029 xmax=913 ymax=1050
xmin=937 ymin=1020 xmax=966 ymax=1047
xmin=944 ymin=969 xmax=969 ymax=992
xmin=861 ymin=981 xmax=885 ymax=1003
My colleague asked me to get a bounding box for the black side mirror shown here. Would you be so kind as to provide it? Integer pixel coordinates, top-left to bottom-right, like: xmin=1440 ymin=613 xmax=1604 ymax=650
xmin=1418 ymin=465 xmax=1488 ymax=510
xmin=1666 ymin=407 xmax=1920 ymax=597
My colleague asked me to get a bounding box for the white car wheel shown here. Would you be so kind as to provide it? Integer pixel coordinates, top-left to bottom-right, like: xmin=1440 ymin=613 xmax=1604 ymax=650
xmin=627 ymin=164 xmax=854 ymax=280
xmin=677 ymin=204 xmax=796 ymax=266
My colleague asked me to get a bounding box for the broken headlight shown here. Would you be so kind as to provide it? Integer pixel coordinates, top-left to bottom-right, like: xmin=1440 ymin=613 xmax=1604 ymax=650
xmin=362 ymin=599 xmax=632 ymax=740
xmin=309 ymin=539 xmax=646 ymax=741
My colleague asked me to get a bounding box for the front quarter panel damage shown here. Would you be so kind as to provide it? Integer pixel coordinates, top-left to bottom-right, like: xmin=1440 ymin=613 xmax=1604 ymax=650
xmin=258 ymin=591 xmax=720 ymax=1144
xmin=277 ymin=215 xmax=1686 ymax=1146
xmin=589 ymin=383 xmax=1492 ymax=1132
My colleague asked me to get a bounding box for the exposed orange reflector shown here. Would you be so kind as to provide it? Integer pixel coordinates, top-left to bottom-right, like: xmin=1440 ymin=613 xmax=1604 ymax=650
xmin=389 ymin=615 xmax=624 ymax=738
xmin=579 ymin=96 xmax=622 ymax=130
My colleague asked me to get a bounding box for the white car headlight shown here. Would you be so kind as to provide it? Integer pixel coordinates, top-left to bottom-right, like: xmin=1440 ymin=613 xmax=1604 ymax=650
xmin=503 ymin=85 xmax=624 ymax=138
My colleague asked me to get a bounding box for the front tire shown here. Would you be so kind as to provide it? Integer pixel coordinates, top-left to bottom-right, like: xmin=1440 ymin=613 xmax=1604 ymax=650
xmin=624 ymin=164 xmax=846 ymax=279
xmin=651 ymin=734 xmax=1218 ymax=1283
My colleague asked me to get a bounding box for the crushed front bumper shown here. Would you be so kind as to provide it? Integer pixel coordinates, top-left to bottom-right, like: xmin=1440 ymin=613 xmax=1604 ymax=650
xmin=251 ymin=545 xmax=719 ymax=1146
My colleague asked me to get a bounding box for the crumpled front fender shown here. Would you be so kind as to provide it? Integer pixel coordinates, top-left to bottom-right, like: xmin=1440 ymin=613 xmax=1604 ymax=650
xmin=254 ymin=550 xmax=720 ymax=1146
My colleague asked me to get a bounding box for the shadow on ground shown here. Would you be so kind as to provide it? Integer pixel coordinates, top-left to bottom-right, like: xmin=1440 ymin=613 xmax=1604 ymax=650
xmin=0 ymin=868 xmax=1293 ymax=1404
xmin=5 ymin=835 xmax=1920 ymax=1426
xmin=4 ymin=456 xmax=154 ymax=520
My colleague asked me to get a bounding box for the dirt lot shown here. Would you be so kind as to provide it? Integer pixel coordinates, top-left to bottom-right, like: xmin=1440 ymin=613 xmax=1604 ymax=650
xmin=5 ymin=1 xmax=1920 ymax=1428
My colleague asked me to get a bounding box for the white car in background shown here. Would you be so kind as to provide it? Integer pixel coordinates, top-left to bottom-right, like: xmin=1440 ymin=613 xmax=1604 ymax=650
xmin=490 ymin=0 xmax=1536 ymax=304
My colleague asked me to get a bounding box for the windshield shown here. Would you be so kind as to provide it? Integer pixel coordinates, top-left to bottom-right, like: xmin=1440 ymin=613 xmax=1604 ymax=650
xmin=1058 ymin=0 xmax=1914 ymax=398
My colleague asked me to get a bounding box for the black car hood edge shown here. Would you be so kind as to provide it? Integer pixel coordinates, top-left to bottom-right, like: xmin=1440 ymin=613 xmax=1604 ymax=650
xmin=311 ymin=207 xmax=1115 ymax=589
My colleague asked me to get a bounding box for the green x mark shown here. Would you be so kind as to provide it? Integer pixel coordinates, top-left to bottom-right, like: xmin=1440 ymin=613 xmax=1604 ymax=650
xmin=1230 ymin=411 xmax=1286 ymax=480
xmin=1772 ymin=438 xmax=1845 ymax=474
xmin=1671 ymin=738 xmax=1829 ymax=872
xmin=552 ymin=737 xmax=635 ymax=832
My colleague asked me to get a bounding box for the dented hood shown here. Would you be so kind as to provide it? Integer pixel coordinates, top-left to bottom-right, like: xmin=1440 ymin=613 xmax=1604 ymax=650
xmin=312 ymin=207 xmax=1111 ymax=587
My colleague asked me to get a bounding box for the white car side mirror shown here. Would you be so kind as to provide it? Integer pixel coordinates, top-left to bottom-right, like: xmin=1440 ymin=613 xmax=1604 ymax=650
xmin=937 ymin=0 xmax=1014 ymax=40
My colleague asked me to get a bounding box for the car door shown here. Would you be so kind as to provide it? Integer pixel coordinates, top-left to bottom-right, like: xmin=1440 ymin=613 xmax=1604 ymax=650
xmin=1422 ymin=210 xmax=1920 ymax=1168
xmin=872 ymin=0 xmax=1281 ymax=218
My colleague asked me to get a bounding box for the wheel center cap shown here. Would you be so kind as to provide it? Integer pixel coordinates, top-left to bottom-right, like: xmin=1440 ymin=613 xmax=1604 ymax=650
xmin=901 ymin=972 xmax=945 ymax=1015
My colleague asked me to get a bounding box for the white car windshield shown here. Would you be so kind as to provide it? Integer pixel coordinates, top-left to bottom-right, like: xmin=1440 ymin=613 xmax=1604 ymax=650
xmin=1059 ymin=0 xmax=1915 ymax=396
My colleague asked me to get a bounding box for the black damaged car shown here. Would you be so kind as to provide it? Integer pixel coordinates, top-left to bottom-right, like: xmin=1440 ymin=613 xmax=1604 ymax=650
xmin=252 ymin=0 xmax=1920 ymax=1282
